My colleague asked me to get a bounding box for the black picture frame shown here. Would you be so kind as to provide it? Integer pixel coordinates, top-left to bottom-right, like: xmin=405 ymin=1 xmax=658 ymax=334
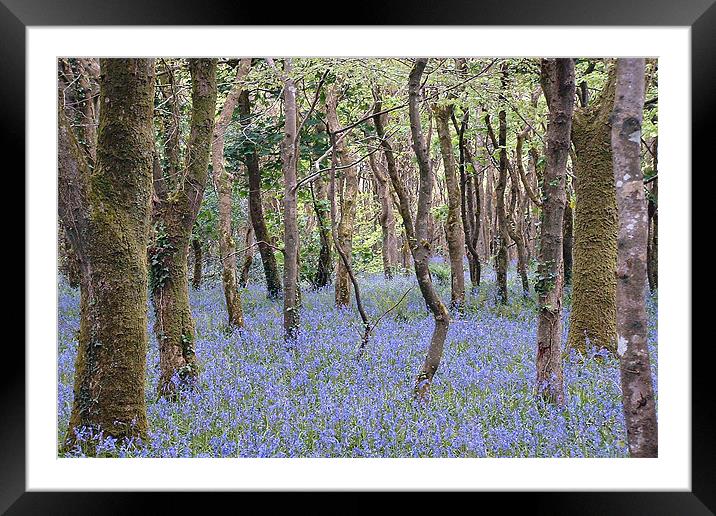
xmin=7 ymin=0 xmax=709 ymax=513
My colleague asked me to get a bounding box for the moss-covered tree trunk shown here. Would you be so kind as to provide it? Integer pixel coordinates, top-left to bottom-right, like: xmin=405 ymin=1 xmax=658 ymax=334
xmin=59 ymin=58 xmax=155 ymax=452
xmin=507 ymin=128 xmax=532 ymax=297
xmin=239 ymin=89 xmax=283 ymax=299
xmin=212 ymin=59 xmax=250 ymax=329
xmin=151 ymin=59 xmax=217 ymax=397
xmin=535 ymin=58 xmax=575 ymax=405
xmin=567 ymin=65 xmax=618 ymax=355
xmin=433 ymin=103 xmax=466 ymax=310
xmin=325 ymin=84 xmax=359 ymax=308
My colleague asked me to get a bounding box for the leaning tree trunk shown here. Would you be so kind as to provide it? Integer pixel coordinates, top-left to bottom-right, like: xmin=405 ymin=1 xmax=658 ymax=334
xmin=151 ymin=59 xmax=217 ymax=397
xmin=325 ymin=84 xmax=359 ymax=308
xmin=239 ymin=89 xmax=283 ymax=299
xmin=59 ymin=58 xmax=155 ymax=452
xmin=535 ymin=58 xmax=575 ymax=405
xmin=279 ymin=59 xmax=300 ymax=341
xmin=611 ymin=58 xmax=658 ymax=457
xmin=406 ymin=59 xmax=451 ymax=401
xmin=212 ymin=58 xmax=250 ymax=329
xmin=433 ymin=103 xmax=466 ymax=310
xmin=567 ymin=65 xmax=618 ymax=355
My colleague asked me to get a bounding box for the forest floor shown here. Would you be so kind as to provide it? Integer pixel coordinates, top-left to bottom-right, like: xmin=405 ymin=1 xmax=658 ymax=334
xmin=57 ymin=261 xmax=658 ymax=457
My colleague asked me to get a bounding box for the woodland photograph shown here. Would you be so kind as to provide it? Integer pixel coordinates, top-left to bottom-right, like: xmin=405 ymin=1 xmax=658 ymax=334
xmin=57 ymin=56 xmax=659 ymax=458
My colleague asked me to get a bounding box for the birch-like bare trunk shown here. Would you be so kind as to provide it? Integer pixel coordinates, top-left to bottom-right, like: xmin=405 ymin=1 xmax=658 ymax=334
xmin=611 ymin=58 xmax=658 ymax=457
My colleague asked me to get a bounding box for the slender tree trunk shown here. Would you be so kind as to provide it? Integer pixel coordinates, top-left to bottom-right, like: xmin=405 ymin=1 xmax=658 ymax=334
xmin=489 ymin=101 xmax=510 ymax=304
xmin=612 ymin=58 xmax=658 ymax=457
xmin=311 ymin=176 xmax=333 ymax=288
xmin=191 ymin=238 xmax=202 ymax=290
xmin=433 ymin=103 xmax=466 ymax=309
xmin=325 ymin=84 xmax=359 ymax=307
xmin=535 ymin=58 xmax=575 ymax=404
xmin=369 ymin=152 xmax=398 ymax=279
xmin=646 ymin=137 xmax=658 ymax=292
xmin=567 ymin=65 xmax=619 ymax=355
xmin=59 ymin=58 xmax=155 ymax=451
xmin=280 ymin=59 xmax=300 ymax=341
xmin=563 ymin=179 xmax=574 ymax=287
xmin=239 ymin=89 xmax=283 ymax=299
xmin=151 ymin=59 xmax=217 ymax=397
xmin=508 ymin=128 xmax=531 ymax=297
xmin=239 ymin=222 xmax=254 ymax=288
xmin=212 ymin=59 xmax=250 ymax=329
xmin=406 ymin=59 xmax=451 ymax=401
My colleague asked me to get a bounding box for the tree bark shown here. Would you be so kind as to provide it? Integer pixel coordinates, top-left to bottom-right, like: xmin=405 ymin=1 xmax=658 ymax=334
xmin=151 ymin=59 xmax=217 ymax=397
xmin=369 ymin=151 xmax=399 ymax=279
xmin=325 ymin=84 xmax=359 ymax=307
xmin=508 ymin=128 xmax=531 ymax=297
xmin=212 ymin=59 xmax=250 ymax=329
xmin=536 ymin=58 xmax=575 ymax=404
xmin=433 ymin=103 xmax=466 ymax=309
xmin=488 ymin=103 xmax=510 ymax=304
xmin=59 ymin=59 xmax=155 ymax=452
xmin=567 ymin=64 xmax=619 ymax=355
xmin=280 ymin=59 xmax=300 ymax=341
xmin=239 ymin=88 xmax=283 ymax=299
xmin=239 ymin=222 xmax=255 ymax=288
xmin=563 ymin=180 xmax=574 ymax=287
xmin=311 ymin=175 xmax=333 ymax=288
xmin=406 ymin=59 xmax=451 ymax=401
xmin=646 ymin=137 xmax=658 ymax=292
xmin=611 ymin=58 xmax=658 ymax=457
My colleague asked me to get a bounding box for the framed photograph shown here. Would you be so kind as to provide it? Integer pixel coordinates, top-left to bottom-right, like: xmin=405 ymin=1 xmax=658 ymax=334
xmin=9 ymin=0 xmax=709 ymax=512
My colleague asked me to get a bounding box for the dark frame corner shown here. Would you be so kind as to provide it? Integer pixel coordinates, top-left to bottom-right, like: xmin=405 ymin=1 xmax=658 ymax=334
xmin=7 ymin=0 xmax=710 ymax=513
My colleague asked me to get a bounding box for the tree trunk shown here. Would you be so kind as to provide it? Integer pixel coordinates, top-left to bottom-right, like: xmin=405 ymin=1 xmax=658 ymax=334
xmin=567 ymin=64 xmax=619 ymax=355
xmin=59 ymin=58 xmax=155 ymax=452
xmin=611 ymin=58 xmax=658 ymax=457
xmin=433 ymin=103 xmax=466 ymax=309
xmin=536 ymin=58 xmax=575 ymax=404
xmin=325 ymin=84 xmax=359 ymax=307
xmin=280 ymin=59 xmax=300 ymax=341
xmin=151 ymin=59 xmax=217 ymax=397
xmin=406 ymin=59 xmax=451 ymax=401
xmin=239 ymin=222 xmax=254 ymax=288
xmin=369 ymin=152 xmax=399 ymax=279
xmin=191 ymin=238 xmax=202 ymax=290
xmin=562 ymin=180 xmax=574 ymax=287
xmin=239 ymin=89 xmax=283 ymax=299
xmin=312 ymin=175 xmax=333 ymax=288
xmin=508 ymin=128 xmax=531 ymax=297
xmin=646 ymin=137 xmax=658 ymax=292
xmin=212 ymin=59 xmax=250 ymax=329
xmin=489 ymin=102 xmax=510 ymax=304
